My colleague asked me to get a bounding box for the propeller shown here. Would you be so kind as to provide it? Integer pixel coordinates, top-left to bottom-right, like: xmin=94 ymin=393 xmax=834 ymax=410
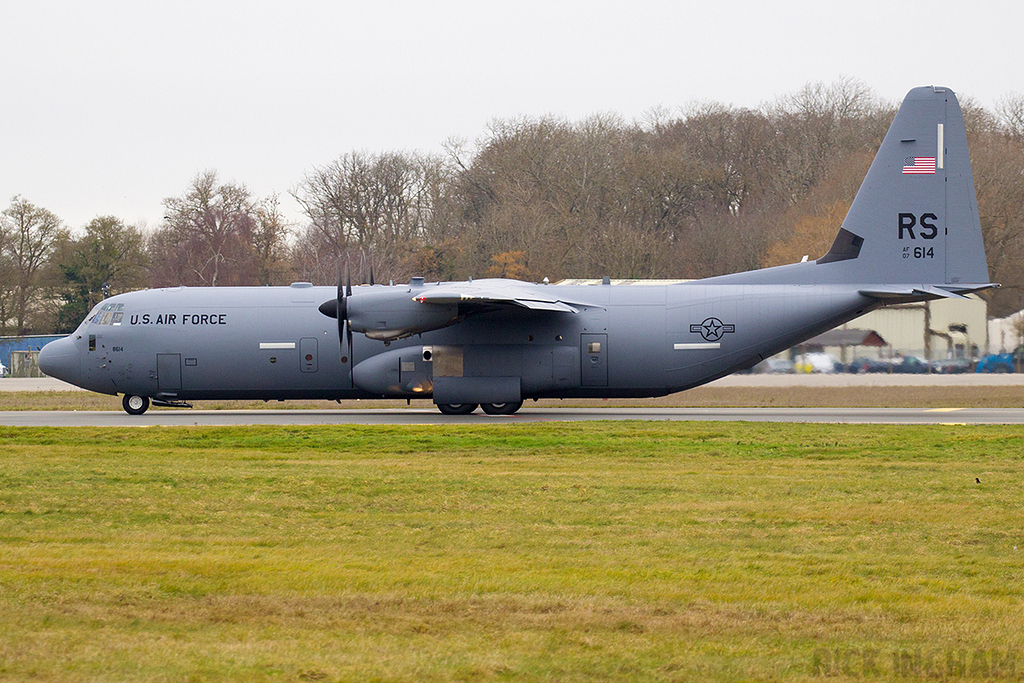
xmin=341 ymin=266 xmax=352 ymax=364
xmin=318 ymin=264 xmax=354 ymax=365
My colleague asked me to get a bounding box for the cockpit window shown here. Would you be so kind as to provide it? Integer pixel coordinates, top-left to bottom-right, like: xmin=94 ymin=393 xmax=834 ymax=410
xmin=89 ymin=303 xmax=125 ymax=326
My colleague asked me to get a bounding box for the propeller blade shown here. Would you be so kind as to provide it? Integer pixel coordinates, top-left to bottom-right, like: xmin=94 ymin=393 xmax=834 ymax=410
xmin=342 ymin=270 xmax=350 ymax=350
xmin=320 ymin=261 xmax=352 ymax=370
xmin=345 ymin=317 xmax=353 ymax=364
xmin=336 ymin=263 xmax=350 ymax=364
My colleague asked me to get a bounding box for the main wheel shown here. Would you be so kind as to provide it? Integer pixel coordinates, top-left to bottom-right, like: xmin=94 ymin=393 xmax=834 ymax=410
xmin=480 ymin=401 xmax=523 ymax=415
xmin=122 ymin=394 xmax=150 ymax=415
xmin=437 ymin=403 xmax=478 ymax=415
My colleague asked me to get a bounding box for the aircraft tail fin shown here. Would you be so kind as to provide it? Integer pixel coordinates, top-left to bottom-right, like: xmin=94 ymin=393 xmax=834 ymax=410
xmin=708 ymin=87 xmax=995 ymax=292
xmin=816 ymin=86 xmax=991 ymax=288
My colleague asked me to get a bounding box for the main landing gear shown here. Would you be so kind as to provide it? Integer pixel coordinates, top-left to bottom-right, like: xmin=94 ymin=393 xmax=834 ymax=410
xmin=480 ymin=401 xmax=523 ymax=415
xmin=436 ymin=403 xmax=478 ymax=415
xmin=435 ymin=401 xmax=524 ymax=415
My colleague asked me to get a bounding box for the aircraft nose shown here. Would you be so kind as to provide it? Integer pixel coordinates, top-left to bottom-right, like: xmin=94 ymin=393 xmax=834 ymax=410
xmin=38 ymin=337 xmax=81 ymax=387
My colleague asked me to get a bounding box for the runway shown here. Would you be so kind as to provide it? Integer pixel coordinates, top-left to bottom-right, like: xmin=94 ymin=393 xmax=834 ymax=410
xmin=2 ymin=406 xmax=1022 ymax=426
xmin=5 ymin=374 xmax=1024 ymax=392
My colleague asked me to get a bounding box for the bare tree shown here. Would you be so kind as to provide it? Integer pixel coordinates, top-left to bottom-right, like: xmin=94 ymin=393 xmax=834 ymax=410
xmin=763 ymin=77 xmax=891 ymax=203
xmin=293 ymin=151 xmax=450 ymax=283
xmin=0 ymin=219 xmax=12 ymax=332
xmin=452 ymin=110 xmax=775 ymax=280
xmin=970 ymin=110 xmax=1024 ymax=316
xmin=150 ymin=172 xmax=281 ymax=287
xmin=250 ymin=194 xmax=293 ymax=285
xmin=0 ymin=196 xmax=66 ymax=334
xmin=997 ymin=93 xmax=1024 ymax=141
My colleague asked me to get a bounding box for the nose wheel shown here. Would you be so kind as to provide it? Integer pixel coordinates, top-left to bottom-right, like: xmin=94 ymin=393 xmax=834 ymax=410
xmin=122 ymin=394 xmax=150 ymax=415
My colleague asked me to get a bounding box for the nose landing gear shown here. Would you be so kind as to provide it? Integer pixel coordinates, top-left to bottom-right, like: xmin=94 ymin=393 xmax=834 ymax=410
xmin=122 ymin=394 xmax=150 ymax=415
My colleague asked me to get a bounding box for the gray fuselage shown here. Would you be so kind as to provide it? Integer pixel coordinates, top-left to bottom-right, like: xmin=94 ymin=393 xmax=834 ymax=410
xmin=41 ymin=279 xmax=874 ymax=403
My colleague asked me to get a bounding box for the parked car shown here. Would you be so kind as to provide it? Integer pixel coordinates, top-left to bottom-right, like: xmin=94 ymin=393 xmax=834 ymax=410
xmin=796 ymin=353 xmax=842 ymax=373
xmin=753 ymin=357 xmax=795 ymax=374
xmin=846 ymin=357 xmax=894 ymax=374
xmin=891 ymin=356 xmax=931 ymax=374
xmin=975 ymin=345 xmax=1024 ymax=373
xmin=930 ymin=358 xmax=973 ymax=374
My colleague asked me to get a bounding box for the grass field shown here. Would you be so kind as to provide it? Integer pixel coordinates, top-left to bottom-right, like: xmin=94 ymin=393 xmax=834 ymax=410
xmin=1 ymin=423 xmax=1023 ymax=681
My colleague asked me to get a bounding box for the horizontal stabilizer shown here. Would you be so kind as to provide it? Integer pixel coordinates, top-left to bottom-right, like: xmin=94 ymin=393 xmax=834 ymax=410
xmin=859 ymin=283 xmax=998 ymax=301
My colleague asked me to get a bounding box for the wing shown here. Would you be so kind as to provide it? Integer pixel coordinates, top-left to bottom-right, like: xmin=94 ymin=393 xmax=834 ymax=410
xmin=413 ymin=279 xmax=585 ymax=314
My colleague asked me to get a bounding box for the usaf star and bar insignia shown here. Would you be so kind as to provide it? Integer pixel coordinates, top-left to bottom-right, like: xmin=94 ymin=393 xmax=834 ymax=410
xmin=690 ymin=317 xmax=736 ymax=342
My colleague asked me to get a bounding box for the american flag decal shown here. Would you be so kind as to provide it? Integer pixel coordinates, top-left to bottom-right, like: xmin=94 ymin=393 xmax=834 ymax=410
xmin=903 ymin=156 xmax=936 ymax=174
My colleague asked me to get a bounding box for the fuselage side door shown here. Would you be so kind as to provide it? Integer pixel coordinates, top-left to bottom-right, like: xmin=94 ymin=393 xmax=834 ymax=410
xmin=157 ymin=353 xmax=182 ymax=393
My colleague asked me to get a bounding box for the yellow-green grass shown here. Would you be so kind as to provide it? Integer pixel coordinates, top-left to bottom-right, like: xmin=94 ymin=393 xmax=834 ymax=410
xmin=3 ymin=383 xmax=1024 ymax=410
xmin=1 ymin=423 xmax=1022 ymax=681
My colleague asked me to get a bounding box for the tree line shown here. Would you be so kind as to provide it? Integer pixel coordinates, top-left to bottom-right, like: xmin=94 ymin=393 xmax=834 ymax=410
xmin=3 ymin=79 xmax=1024 ymax=336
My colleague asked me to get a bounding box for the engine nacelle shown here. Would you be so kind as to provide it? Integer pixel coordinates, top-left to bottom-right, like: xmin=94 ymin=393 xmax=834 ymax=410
xmin=352 ymin=346 xmax=432 ymax=396
xmin=346 ymin=288 xmax=458 ymax=341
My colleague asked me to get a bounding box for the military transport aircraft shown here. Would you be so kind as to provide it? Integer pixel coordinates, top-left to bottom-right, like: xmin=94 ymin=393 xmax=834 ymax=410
xmin=39 ymin=86 xmax=995 ymax=415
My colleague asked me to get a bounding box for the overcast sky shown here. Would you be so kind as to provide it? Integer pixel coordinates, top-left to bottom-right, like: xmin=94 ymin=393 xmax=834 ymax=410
xmin=3 ymin=0 xmax=1022 ymax=231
